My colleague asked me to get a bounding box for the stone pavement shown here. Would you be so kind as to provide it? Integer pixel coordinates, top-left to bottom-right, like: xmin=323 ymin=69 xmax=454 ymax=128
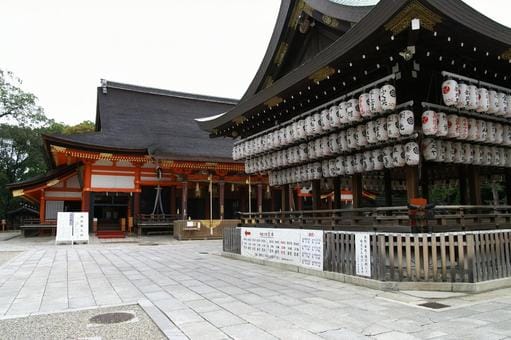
xmin=1 ymin=237 xmax=511 ymax=339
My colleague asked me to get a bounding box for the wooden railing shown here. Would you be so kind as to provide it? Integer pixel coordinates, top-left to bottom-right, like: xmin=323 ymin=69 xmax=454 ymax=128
xmin=223 ymin=227 xmax=511 ymax=283
xmin=239 ymin=205 xmax=511 ymax=232
xmin=324 ymin=230 xmax=511 ymax=283
xmin=136 ymin=214 xmax=178 ymax=225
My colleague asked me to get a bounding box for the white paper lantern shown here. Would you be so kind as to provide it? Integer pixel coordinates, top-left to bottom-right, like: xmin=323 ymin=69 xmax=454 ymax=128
xmin=399 ymin=110 xmax=414 ymax=135
xmin=383 ymin=146 xmax=394 ymax=168
xmin=442 ymin=79 xmax=458 ymax=106
xmin=366 ymin=120 xmax=378 ymax=143
xmin=457 ymin=83 xmax=470 ymax=109
xmin=359 ymin=93 xmax=371 ymax=118
xmin=363 ymin=150 xmax=374 ymax=171
xmin=467 ymin=85 xmax=479 ymax=111
xmin=423 ymin=138 xmax=437 ymax=161
xmin=405 ymin=142 xmax=420 ymax=165
xmin=422 ymin=110 xmax=438 ymax=135
xmin=392 ymin=144 xmax=406 ymax=167
xmin=447 ymin=114 xmax=460 ymax=138
xmin=338 ymin=102 xmax=349 ymax=124
xmin=336 ymin=156 xmax=345 ymax=176
xmin=372 ymin=149 xmax=384 ymax=170
xmin=328 ymin=105 xmax=341 ymax=128
xmin=477 ymin=120 xmax=488 ymax=142
xmin=328 ymin=133 xmax=340 ymax=154
xmin=477 ymin=88 xmax=490 ymax=113
xmin=376 ymin=117 xmax=388 ymax=142
xmin=347 ymin=98 xmax=362 ymax=122
xmin=458 ymin=117 xmax=469 ymax=140
xmin=369 ymin=88 xmax=382 ymax=114
xmin=320 ymin=109 xmax=331 ymax=132
xmin=387 ymin=114 xmax=400 ymax=138
xmin=380 ymin=84 xmax=396 ymax=111
xmin=357 ymin=124 xmax=368 ymax=147
xmin=337 ymin=131 xmax=348 ymax=152
xmin=488 ymin=90 xmax=499 ymax=114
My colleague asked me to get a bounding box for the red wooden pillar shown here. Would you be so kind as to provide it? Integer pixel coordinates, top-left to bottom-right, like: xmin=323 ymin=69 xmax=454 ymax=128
xmin=333 ymin=177 xmax=341 ymax=209
xmin=257 ymin=183 xmax=263 ymax=215
xmin=39 ymin=192 xmax=46 ymax=224
xmin=169 ymin=186 xmax=176 ymax=215
xmin=297 ymin=188 xmax=303 ymax=211
xmin=351 ymin=174 xmax=362 ymax=208
xmin=133 ymin=192 xmax=140 ymax=219
xmin=219 ymin=181 xmax=225 ymax=220
xmin=405 ymin=166 xmax=419 ymax=202
xmin=81 ymin=161 xmax=92 ymax=212
xmin=181 ymin=181 xmax=188 ymax=220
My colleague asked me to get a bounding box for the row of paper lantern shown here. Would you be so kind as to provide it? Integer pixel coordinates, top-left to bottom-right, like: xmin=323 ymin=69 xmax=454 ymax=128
xmin=233 ymin=84 xmax=397 ymax=160
xmin=423 ymin=138 xmax=511 ymax=167
xmin=267 ymin=142 xmax=419 ymax=185
xmin=442 ymin=78 xmax=511 ymax=116
xmin=244 ymin=111 xmax=415 ymax=174
xmin=421 ymin=111 xmax=511 ymax=144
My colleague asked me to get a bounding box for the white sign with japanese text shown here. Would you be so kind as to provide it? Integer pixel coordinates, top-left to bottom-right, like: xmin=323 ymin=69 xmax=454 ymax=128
xmin=56 ymin=212 xmax=89 ymax=244
xmin=355 ymin=233 xmax=371 ymax=277
xmin=240 ymin=228 xmax=323 ymax=270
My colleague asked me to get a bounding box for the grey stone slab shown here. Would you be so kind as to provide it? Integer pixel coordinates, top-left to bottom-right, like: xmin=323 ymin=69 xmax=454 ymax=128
xmin=201 ymin=309 xmax=246 ymax=328
xmin=164 ymin=308 xmax=203 ymax=326
xmin=179 ymin=320 xmax=228 ymax=340
xmin=221 ymin=323 xmax=277 ymax=340
xmin=319 ymin=328 xmax=368 ymax=340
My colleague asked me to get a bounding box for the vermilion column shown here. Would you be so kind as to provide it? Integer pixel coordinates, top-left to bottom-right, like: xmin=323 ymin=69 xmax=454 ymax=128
xmin=219 ymin=181 xmax=225 ymax=220
xmin=182 ymin=181 xmax=188 ymax=220
xmin=39 ymin=192 xmax=46 ymax=224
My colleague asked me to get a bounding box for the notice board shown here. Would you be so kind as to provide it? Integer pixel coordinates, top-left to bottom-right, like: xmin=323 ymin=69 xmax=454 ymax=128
xmin=240 ymin=227 xmax=323 ymax=270
xmin=56 ymin=212 xmax=89 ymax=244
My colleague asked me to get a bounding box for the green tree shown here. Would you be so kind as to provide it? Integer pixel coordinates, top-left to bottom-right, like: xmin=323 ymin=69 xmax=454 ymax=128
xmin=0 ymin=70 xmax=47 ymax=127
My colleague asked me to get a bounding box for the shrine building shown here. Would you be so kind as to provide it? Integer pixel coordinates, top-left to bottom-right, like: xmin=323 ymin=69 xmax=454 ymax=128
xmin=7 ymin=81 xmax=270 ymax=236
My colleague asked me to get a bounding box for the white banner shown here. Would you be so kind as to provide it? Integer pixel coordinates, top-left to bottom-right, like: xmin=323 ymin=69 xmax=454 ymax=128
xmin=240 ymin=228 xmax=323 ymax=270
xmin=355 ymin=233 xmax=371 ymax=277
xmin=56 ymin=212 xmax=89 ymax=244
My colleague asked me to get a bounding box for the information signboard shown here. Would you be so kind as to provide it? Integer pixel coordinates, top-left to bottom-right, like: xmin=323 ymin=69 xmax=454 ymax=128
xmin=56 ymin=212 xmax=89 ymax=244
xmin=355 ymin=233 xmax=371 ymax=277
xmin=240 ymin=227 xmax=323 ymax=270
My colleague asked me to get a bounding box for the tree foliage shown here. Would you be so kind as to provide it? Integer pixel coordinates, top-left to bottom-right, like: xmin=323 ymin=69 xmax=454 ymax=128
xmin=0 ymin=70 xmax=47 ymax=127
xmin=0 ymin=69 xmax=95 ymax=219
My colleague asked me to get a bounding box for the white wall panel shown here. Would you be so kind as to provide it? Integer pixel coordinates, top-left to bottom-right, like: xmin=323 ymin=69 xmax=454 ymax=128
xmin=46 ymin=201 xmax=64 ymax=219
xmin=91 ymin=175 xmax=135 ymax=189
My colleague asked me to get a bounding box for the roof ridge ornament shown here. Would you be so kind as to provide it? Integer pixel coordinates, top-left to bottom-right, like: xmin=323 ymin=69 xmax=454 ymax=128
xmin=384 ymin=0 xmax=442 ymax=35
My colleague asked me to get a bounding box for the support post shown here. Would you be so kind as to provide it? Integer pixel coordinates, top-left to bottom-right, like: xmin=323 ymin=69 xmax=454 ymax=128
xmin=351 ymin=174 xmax=362 ymax=208
xmin=219 ymin=181 xmax=225 ymax=220
xmin=312 ymin=180 xmax=321 ymax=211
xmin=181 ymin=181 xmax=188 ymax=220
xmin=169 ymin=186 xmax=176 ymax=215
xmin=405 ymin=166 xmax=419 ymax=202
xmin=288 ymin=185 xmax=295 ymax=211
xmin=421 ymin=165 xmax=430 ymax=201
xmin=333 ymin=177 xmax=341 ymax=209
xmin=39 ymin=192 xmax=45 ymax=224
xmin=506 ymin=170 xmax=511 ymax=205
xmin=281 ymin=186 xmax=288 ymax=211
xmin=271 ymin=187 xmax=277 ymax=211
xmin=384 ymin=169 xmax=392 ymax=206
xmin=257 ymin=183 xmax=263 ymax=216
xmin=468 ymin=166 xmax=482 ymax=205
xmin=459 ymin=166 xmax=468 ymax=205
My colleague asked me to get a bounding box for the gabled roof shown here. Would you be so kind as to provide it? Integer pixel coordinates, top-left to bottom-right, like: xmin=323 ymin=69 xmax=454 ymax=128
xmin=45 ymin=81 xmax=239 ymax=163
xmin=241 ymin=0 xmax=373 ymax=101
xmin=198 ymin=0 xmax=511 ymax=135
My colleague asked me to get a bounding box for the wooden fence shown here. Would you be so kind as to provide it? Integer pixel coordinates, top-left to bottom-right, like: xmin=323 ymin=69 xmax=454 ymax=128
xmin=223 ymin=227 xmax=241 ymax=254
xmin=223 ymin=226 xmax=511 ymax=283
xmin=324 ymin=230 xmax=511 ymax=283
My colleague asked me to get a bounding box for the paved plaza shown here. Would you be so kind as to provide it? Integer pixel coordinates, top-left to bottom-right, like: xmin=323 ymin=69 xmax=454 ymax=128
xmin=1 ymin=235 xmax=511 ymax=339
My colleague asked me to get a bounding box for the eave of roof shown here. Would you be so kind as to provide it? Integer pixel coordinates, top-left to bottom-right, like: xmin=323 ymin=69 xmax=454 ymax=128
xmin=198 ymin=0 xmax=511 ymax=134
xmin=6 ymin=163 xmax=79 ymax=190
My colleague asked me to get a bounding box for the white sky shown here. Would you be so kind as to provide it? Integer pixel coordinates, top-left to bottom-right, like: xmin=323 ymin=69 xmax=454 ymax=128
xmin=0 ymin=0 xmax=510 ymax=125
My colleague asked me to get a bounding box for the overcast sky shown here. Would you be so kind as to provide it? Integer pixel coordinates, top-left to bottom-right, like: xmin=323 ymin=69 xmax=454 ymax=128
xmin=1 ymin=0 xmax=510 ymax=125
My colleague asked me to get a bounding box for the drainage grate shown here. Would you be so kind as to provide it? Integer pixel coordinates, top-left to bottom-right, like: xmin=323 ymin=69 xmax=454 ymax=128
xmin=89 ymin=312 xmax=135 ymax=324
xmin=419 ymin=302 xmax=450 ymax=309
xmin=139 ymin=243 xmax=159 ymax=246
xmin=198 ymin=252 xmax=208 ymax=255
